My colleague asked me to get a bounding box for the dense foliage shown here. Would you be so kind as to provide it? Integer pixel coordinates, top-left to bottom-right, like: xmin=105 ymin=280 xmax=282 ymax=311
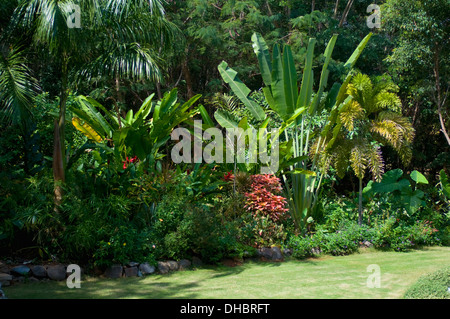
xmin=0 ymin=0 xmax=448 ymax=269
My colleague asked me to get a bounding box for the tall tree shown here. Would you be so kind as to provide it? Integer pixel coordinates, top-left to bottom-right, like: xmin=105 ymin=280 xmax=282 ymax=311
xmin=313 ymin=72 xmax=415 ymax=225
xmin=383 ymin=0 xmax=450 ymax=147
xmin=7 ymin=0 xmax=176 ymax=206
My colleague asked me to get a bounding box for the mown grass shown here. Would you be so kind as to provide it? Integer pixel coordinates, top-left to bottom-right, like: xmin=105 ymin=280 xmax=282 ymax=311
xmin=3 ymin=246 xmax=449 ymax=299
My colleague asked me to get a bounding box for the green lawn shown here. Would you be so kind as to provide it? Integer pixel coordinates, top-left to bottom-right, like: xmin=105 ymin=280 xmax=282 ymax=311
xmin=4 ymin=246 xmax=450 ymax=299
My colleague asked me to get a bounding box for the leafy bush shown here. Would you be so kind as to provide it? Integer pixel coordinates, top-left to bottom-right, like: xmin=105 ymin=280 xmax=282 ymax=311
xmin=286 ymin=236 xmax=316 ymax=259
xmin=93 ymin=227 xmax=156 ymax=267
xmin=369 ymin=217 xmax=442 ymax=251
xmin=321 ymin=231 xmax=359 ymax=256
xmin=287 ymin=222 xmax=366 ymax=259
xmin=404 ymin=266 xmax=450 ymax=299
xmin=244 ymin=174 xmax=289 ymax=247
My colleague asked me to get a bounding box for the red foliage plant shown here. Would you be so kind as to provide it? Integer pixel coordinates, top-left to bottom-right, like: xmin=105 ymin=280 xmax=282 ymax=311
xmin=244 ymin=174 xmax=289 ymax=222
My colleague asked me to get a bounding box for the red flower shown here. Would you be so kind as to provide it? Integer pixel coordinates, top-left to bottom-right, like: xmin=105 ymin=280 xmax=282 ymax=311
xmin=122 ymin=155 xmax=139 ymax=169
xmin=222 ymin=171 xmax=234 ymax=181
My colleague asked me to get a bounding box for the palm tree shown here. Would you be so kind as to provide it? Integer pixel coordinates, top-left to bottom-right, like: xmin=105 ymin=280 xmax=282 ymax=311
xmin=313 ymin=72 xmax=415 ymax=225
xmin=6 ymin=0 xmax=177 ymax=206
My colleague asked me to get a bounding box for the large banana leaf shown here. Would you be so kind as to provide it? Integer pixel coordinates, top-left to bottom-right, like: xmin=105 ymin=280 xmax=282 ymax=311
xmin=71 ymin=117 xmax=103 ymax=142
xmin=251 ymin=32 xmax=272 ymax=87
xmin=214 ymin=109 xmax=239 ymax=130
xmin=218 ymin=61 xmax=266 ymax=121
xmin=71 ymin=95 xmax=114 ymax=138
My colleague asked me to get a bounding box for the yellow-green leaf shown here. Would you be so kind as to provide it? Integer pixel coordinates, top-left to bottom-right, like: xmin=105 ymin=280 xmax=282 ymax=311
xmin=72 ymin=117 xmax=103 ymax=143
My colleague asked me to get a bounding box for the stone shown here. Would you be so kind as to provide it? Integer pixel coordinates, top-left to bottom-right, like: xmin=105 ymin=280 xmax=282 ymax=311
xmin=104 ymin=264 xmax=123 ymax=278
xmin=47 ymin=265 xmax=66 ymax=281
xmin=31 ymin=265 xmax=47 ymax=278
xmin=258 ymin=247 xmax=273 ymax=260
xmin=124 ymin=266 xmax=138 ymax=277
xmin=127 ymin=261 xmax=139 ymax=267
xmin=157 ymin=261 xmax=170 ymax=274
xmin=178 ymin=259 xmax=191 ymax=271
xmin=271 ymin=246 xmax=284 ymax=261
xmin=167 ymin=260 xmax=179 ymax=271
xmin=283 ymin=248 xmax=292 ymax=257
xmin=139 ymin=263 xmax=155 ymax=275
xmin=192 ymin=256 xmax=203 ymax=267
xmin=10 ymin=265 xmax=31 ymax=276
xmin=0 ymin=273 xmax=13 ymax=286
xmin=362 ymin=240 xmax=373 ymax=248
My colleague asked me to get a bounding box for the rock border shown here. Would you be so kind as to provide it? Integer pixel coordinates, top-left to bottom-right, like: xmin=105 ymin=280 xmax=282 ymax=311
xmin=0 ymin=246 xmax=291 ymax=286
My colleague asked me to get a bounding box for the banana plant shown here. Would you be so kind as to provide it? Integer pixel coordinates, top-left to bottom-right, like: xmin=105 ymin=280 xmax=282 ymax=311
xmin=69 ymin=88 xmax=201 ymax=171
xmin=218 ymin=31 xmax=372 ymax=231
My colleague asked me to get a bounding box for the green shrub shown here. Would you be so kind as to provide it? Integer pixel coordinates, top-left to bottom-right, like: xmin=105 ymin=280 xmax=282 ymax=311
xmin=368 ymin=217 xmax=442 ymax=251
xmin=286 ymin=235 xmax=315 ymax=259
xmin=93 ymin=226 xmax=156 ymax=267
xmin=321 ymin=231 xmax=359 ymax=256
xmin=404 ymin=266 xmax=450 ymax=299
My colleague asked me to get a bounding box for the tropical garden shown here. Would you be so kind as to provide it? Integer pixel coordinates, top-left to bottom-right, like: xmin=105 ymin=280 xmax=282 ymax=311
xmin=0 ymin=0 xmax=449 ymax=299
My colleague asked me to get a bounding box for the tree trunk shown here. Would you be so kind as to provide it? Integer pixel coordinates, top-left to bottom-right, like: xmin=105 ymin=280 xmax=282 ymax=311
xmin=339 ymin=0 xmax=355 ymax=27
xmin=53 ymin=56 xmax=68 ymax=209
xmin=333 ymin=0 xmax=340 ymax=19
xmin=433 ymin=46 xmax=450 ymax=146
xmin=358 ymin=177 xmax=363 ymax=226
xmin=182 ymin=50 xmax=193 ymax=99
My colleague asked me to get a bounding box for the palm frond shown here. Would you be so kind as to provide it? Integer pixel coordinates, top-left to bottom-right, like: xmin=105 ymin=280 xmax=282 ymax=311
xmin=0 ymin=45 xmax=39 ymax=124
xmin=104 ymin=0 xmax=165 ymax=20
xmin=366 ymin=144 xmax=384 ymax=182
xmin=78 ymin=42 xmax=162 ymax=82
xmin=339 ymin=100 xmax=364 ymax=131
xmin=373 ymin=91 xmax=402 ymax=113
xmin=349 ymin=141 xmax=368 ymax=180
xmin=371 ymin=111 xmax=415 ymax=147
xmin=347 ymin=73 xmax=373 ymax=109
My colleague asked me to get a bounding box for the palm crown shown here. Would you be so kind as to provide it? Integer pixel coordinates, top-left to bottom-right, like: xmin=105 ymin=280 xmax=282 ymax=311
xmin=314 ymin=72 xmax=415 ymax=182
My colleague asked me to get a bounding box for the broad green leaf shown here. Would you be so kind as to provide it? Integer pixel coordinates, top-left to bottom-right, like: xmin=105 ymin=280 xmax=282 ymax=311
xmin=372 ymin=169 xmax=410 ymax=193
xmin=124 ymin=109 xmax=133 ymax=125
xmin=155 ymin=89 xmax=178 ymax=122
xmin=214 ymin=109 xmax=238 ymax=129
xmin=134 ymin=93 xmax=155 ymax=123
xmin=263 ymin=86 xmax=282 ymax=119
xmin=282 ymin=45 xmax=297 ymax=117
xmin=410 ymin=170 xmax=428 ymax=185
xmin=218 ymin=61 xmax=266 ymax=121
xmin=343 ymin=33 xmax=373 ymax=69
xmin=85 ymin=96 xmax=119 ymax=129
xmin=270 ymin=44 xmax=289 ymax=120
xmin=297 ymin=38 xmax=316 ymax=110
xmin=251 ymin=32 xmax=272 ymax=87
xmin=400 ymin=189 xmax=425 ymax=215
xmin=198 ymin=104 xmax=215 ymax=128
xmin=72 ymin=96 xmax=114 ymax=137
xmin=335 ymin=33 xmax=373 ymax=106
xmin=310 ymin=34 xmax=338 ymax=114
